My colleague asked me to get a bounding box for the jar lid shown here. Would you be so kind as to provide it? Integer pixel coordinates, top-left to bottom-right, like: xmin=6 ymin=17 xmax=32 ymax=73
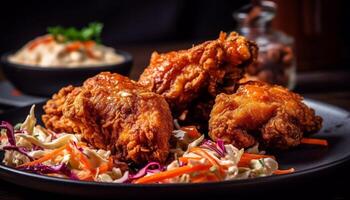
xmin=233 ymin=1 xmax=277 ymax=27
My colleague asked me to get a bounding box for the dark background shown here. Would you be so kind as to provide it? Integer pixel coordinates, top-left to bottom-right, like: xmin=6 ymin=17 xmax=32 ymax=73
xmin=0 ymin=1 xmax=349 ymax=199
xmin=0 ymin=0 xmax=349 ymax=73
xmin=0 ymin=0 xmax=247 ymax=50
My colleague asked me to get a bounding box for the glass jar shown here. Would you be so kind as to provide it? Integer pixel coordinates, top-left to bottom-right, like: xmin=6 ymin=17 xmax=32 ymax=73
xmin=233 ymin=1 xmax=296 ymax=89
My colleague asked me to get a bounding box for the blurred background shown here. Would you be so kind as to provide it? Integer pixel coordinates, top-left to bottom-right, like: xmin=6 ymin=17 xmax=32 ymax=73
xmin=0 ymin=0 xmax=349 ymax=108
xmin=0 ymin=1 xmax=349 ymax=199
xmin=1 ymin=0 xmax=349 ymax=72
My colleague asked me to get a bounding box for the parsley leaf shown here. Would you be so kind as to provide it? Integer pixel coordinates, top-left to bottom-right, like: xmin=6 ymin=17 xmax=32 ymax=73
xmin=258 ymin=159 xmax=266 ymax=167
xmin=14 ymin=123 xmax=22 ymax=131
xmin=47 ymin=22 xmax=103 ymax=43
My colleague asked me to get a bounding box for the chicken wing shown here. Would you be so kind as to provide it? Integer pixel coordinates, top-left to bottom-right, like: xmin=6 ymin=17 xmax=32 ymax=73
xmin=138 ymin=32 xmax=258 ymax=128
xmin=209 ymin=81 xmax=322 ymax=149
xmin=42 ymin=72 xmax=173 ymax=164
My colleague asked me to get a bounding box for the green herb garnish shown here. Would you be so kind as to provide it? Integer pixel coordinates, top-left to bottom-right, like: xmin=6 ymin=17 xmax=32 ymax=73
xmin=258 ymin=159 xmax=266 ymax=167
xmin=209 ymin=165 xmax=217 ymax=172
xmin=14 ymin=123 xmax=23 ymax=131
xmin=47 ymin=22 xmax=103 ymax=43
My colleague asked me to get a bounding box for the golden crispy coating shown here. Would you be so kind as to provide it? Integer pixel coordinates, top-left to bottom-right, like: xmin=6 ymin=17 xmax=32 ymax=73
xmin=209 ymin=81 xmax=322 ymax=149
xmin=42 ymin=85 xmax=78 ymax=133
xmin=139 ymin=32 xmax=258 ymax=126
xmin=42 ymin=72 xmax=173 ymax=164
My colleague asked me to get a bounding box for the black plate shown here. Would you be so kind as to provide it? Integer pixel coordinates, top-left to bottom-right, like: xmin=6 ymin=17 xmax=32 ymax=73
xmin=0 ymin=99 xmax=349 ymax=198
xmin=0 ymin=50 xmax=133 ymax=97
xmin=0 ymin=81 xmax=47 ymax=107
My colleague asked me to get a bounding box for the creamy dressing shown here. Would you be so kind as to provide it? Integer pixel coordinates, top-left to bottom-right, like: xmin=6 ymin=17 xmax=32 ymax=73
xmin=9 ymin=35 xmax=125 ymax=67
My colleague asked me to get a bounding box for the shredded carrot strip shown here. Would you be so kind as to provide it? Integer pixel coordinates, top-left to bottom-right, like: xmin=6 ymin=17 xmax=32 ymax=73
xmin=65 ymin=143 xmax=94 ymax=180
xmin=107 ymin=157 xmax=114 ymax=169
xmin=237 ymin=158 xmax=251 ymax=167
xmin=134 ymin=164 xmax=211 ymax=184
xmin=191 ymin=173 xmax=209 ymax=183
xmin=86 ymin=48 xmax=97 ymax=59
xmin=77 ymin=152 xmax=91 ymax=170
xmin=206 ymin=173 xmax=220 ymax=181
xmin=237 ymin=153 xmax=276 ymax=167
xmin=97 ymin=162 xmax=110 ymax=174
xmin=46 ymin=173 xmax=64 ymax=177
xmin=189 ymin=147 xmax=221 ymax=167
xmin=189 ymin=147 xmax=226 ymax=178
xmin=64 ymin=40 xmax=96 ymax=58
xmin=84 ymin=41 xmax=96 ymax=59
xmin=178 ymin=156 xmax=201 ymax=164
xmin=301 ymin=138 xmax=328 ymax=146
xmin=28 ymin=35 xmax=54 ymax=50
xmin=66 ymin=142 xmax=91 ymax=170
xmin=273 ymin=168 xmax=295 ymax=175
xmin=83 ymin=40 xmax=95 ymax=48
xmin=181 ymin=126 xmax=201 ymax=139
xmin=65 ymin=41 xmax=83 ymax=52
xmin=65 ymin=143 xmax=82 ymax=169
xmin=18 ymin=144 xmax=67 ymax=167
xmin=242 ymin=153 xmax=276 ymax=160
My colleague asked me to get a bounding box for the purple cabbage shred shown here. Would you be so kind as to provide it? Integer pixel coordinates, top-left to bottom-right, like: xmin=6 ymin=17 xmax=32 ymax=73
xmin=0 ymin=121 xmax=16 ymax=146
xmin=216 ymin=139 xmax=227 ymax=154
xmin=129 ymin=162 xmax=162 ymax=180
xmin=2 ymin=146 xmax=34 ymax=161
xmin=17 ymin=163 xmax=78 ymax=180
xmin=200 ymin=140 xmax=226 ymax=157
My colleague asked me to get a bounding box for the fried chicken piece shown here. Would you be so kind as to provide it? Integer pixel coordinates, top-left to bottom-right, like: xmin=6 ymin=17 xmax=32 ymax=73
xmin=139 ymin=32 xmax=258 ymax=128
xmin=42 ymin=85 xmax=78 ymax=134
xmin=42 ymin=72 xmax=173 ymax=164
xmin=209 ymin=81 xmax=322 ymax=149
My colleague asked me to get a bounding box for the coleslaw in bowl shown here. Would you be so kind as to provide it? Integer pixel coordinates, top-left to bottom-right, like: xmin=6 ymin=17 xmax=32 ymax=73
xmin=8 ymin=22 xmax=124 ymax=68
xmin=8 ymin=35 xmax=124 ymax=68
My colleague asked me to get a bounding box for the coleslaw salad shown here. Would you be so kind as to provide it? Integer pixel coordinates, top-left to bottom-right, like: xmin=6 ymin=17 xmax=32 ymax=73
xmin=0 ymin=105 xmax=301 ymax=184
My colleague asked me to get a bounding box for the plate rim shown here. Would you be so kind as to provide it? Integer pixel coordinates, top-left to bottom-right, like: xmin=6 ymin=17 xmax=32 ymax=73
xmin=1 ymin=152 xmax=350 ymax=189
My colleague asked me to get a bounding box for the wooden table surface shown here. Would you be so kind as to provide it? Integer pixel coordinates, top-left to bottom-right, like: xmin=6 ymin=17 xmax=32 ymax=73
xmin=0 ymin=43 xmax=349 ymax=199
